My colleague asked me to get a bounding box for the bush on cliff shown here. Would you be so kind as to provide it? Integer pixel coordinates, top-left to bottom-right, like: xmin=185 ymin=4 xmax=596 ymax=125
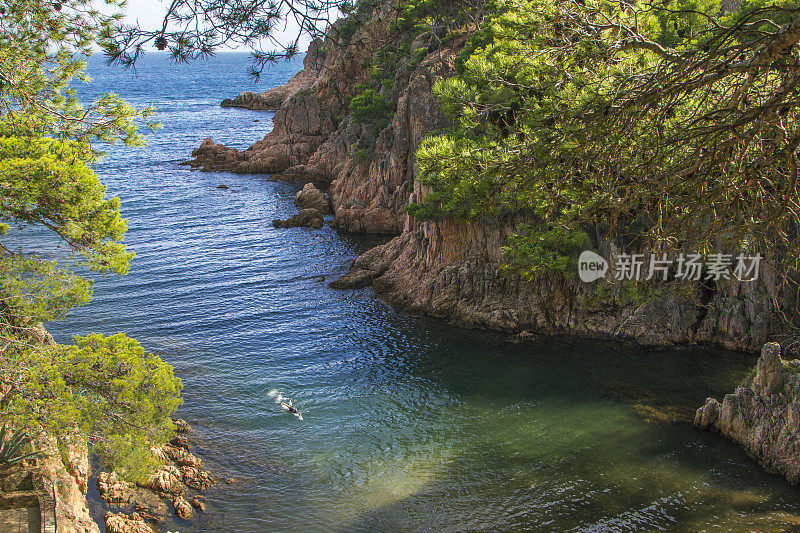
xmin=350 ymin=88 xmax=394 ymax=131
xmin=0 ymin=0 xmax=180 ymax=481
xmin=4 ymin=334 xmax=182 ymax=483
xmin=410 ymin=0 xmax=800 ymax=294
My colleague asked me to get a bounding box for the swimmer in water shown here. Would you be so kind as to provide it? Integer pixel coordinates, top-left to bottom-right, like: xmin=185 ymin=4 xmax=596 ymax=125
xmin=280 ymin=399 xmax=303 ymax=420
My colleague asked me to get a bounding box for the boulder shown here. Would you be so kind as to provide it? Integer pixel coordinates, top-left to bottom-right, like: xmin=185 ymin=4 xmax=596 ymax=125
xmin=694 ymin=397 xmax=720 ymax=428
xmin=104 ymin=512 xmax=154 ymax=533
xmin=163 ymin=444 xmax=202 ymax=467
xmin=181 ymin=465 xmax=213 ymax=490
xmin=754 ymin=341 xmax=784 ymax=393
xmin=191 ymin=497 xmax=206 ymax=511
xmin=96 ymin=472 xmax=135 ymax=504
xmin=148 ymin=465 xmax=181 ymax=494
xmin=173 ymin=495 xmax=194 ymax=519
xmin=295 ymin=182 xmax=331 ymax=214
xmin=170 ymin=434 xmax=190 ymax=449
xmin=172 ymin=418 xmax=193 ymax=434
xmin=180 ymin=137 xmax=243 ymax=171
xmin=273 ymin=208 xmax=324 ymax=229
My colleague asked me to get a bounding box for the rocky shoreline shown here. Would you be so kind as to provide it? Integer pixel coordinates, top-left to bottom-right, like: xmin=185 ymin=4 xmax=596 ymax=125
xmin=186 ymin=0 xmax=800 ymax=495
xmin=220 ymin=40 xmax=325 ymax=111
xmin=695 ymin=342 xmax=800 ymax=486
xmin=185 ymin=0 xmax=793 ymax=353
xmin=97 ymin=419 xmax=213 ymax=533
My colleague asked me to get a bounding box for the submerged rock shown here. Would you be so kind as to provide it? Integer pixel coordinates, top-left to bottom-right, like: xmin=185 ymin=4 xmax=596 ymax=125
xmin=273 ymin=208 xmax=324 ymax=229
xmin=695 ymin=342 xmax=800 ymax=484
xmin=191 ymin=497 xmax=206 ymax=511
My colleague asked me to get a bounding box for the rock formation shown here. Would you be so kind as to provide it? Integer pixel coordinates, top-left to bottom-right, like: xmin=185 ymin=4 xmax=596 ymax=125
xmin=221 ymin=40 xmax=325 ymax=110
xmin=331 ymin=216 xmax=789 ymax=352
xmin=695 ymin=342 xmax=800 ymax=485
xmin=190 ymin=0 xmax=792 ymax=351
xmin=95 ymin=417 xmax=214 ymax=525
xmin=172 ymin=495 xmax=194 ymax=519
xmin=184 ymin=1 xmax=454 ymax=235
xmin=295 ymin=182 xmax=331 ymax=214
xmin=104 ymin=511 xmax=154 ymax=533
xmin=273 ymin=208 xmax=324 ymax=229
xmin=37 ymin=433 xmax=100 ymax=533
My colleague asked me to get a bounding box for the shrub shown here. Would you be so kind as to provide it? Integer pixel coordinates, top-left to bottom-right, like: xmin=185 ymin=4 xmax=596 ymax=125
xmin=349 ymin=89 xmax=393 ymax=131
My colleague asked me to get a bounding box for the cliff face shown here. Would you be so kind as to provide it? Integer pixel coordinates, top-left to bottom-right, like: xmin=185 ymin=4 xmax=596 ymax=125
xmin=185 ymin=2 xmax=455 ymax=234
xmin=188 ymin=2 xmax=793 ymax=352
xmin=332 ymin=215 xmax=788 ymax=352
xmin=221 ymin=42 xmax=325 ymax=111
xmin=695 ymin=342 xmax=800 ymax=485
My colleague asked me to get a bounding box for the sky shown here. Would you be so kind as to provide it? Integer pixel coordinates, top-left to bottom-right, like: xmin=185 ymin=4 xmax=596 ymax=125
xmin=118 ymin=0 xmax=318 ymax=51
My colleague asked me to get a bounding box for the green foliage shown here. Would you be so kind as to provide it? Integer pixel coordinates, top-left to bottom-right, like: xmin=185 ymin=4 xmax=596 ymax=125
xmin=783 ymin=360 xmax=800 ymax=374
xmin=0 ymin=256 xmax=92 ymax=333
xmin=410 ymin=0 xmax=800 ymax=287
xmin=352 ymin=148 xmax=371 ymax=161
xmin=335 ymin=1 xmax=377 ymax=44
xmin=0 ymin=134 xmax=134 ymax=275
xmin=349 ymin=88 xmax=393 ymax=131
xmin=390 ymin=0 xmax=443 ymax=35
xmin=0 ymin=425 xmax=41 ymax=467
xmin=577 ymin=279 xmax=664 ymax=310
xmin=6 ymin=334 xmax=182 ymax=482
xmin=0 ymin=0 xmax=180 ymax=482
xmin=406 ymin=46 xmax=429 ymax=72
xmin=501 ymin=225 xmax=592 ymax=278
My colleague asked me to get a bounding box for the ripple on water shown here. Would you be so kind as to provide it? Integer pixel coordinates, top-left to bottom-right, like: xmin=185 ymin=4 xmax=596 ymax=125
xmin=25 ymin=54 xmax=800 ymax=532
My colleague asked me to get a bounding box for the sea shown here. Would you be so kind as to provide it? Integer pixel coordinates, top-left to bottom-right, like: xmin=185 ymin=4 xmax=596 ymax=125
xmin=24 ymin=52 xmax=800 ymax=532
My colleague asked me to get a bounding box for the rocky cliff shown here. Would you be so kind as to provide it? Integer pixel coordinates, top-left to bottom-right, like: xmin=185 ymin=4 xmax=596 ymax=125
xmin=185 ymin=1 xmax=456 ymax=234
xmin=695 ymin=342 xmax=800 ymax=485
xmin=221 ymin=41 xmax=325 ymax=111
xmin=331 ymin=216 xmax=790 ymax=352
xmin=187 ymin=1 xmax=794 ymax=352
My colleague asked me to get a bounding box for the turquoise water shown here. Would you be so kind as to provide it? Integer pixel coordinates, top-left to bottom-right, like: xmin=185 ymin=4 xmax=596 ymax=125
xmin=29 ymin=54 xmax=800 ymax=531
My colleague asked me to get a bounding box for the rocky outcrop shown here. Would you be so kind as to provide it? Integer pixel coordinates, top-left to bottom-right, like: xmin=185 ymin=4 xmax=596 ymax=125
xmin=332 ymin=215 xmax=788 ymax=352
xmin=95 ymin=418 xmax=214 ymax=525
xmin=221 ymin=40 xmax=325 ymax=111
xmin=295 ymin=182 xmax=331 ymax=214
xmin=695 ymin=342 xmax=800 ymax=484
xmin=185 ymin=1 xmax=456 ymax=235
xmin=273 ymin=208 xmax=324 ymax=229
xmin=191 ymin=0 xmax=792 ymax=350
xmin=32 ymin=434 xmax=99 ymax=533
xmin=104 ymin=512 xmax=154 ymax=533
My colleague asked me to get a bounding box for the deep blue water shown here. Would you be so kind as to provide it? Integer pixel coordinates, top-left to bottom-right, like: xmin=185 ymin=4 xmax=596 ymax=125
xmin=24 ymin=53 xmax=800 ymax=531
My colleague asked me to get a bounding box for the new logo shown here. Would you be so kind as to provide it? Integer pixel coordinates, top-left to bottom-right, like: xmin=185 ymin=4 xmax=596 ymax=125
xmin=578 ymin=251 xmax=609 ymax=282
